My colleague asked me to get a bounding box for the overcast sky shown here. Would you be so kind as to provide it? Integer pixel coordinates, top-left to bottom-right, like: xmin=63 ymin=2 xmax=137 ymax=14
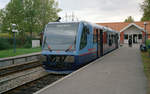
xmin=0 ymin=0 xmax=143 ymax=23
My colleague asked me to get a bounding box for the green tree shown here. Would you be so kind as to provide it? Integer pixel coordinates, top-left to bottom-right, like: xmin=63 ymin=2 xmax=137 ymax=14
xmin=140 ymin=0 xmax=150 ymax=21
xmin=0 ymin=0 xmax=61 ymax=38
xmin=0 ymin=9 xmax=5 ymax=32
xmin=0 ymin=9 xmax=4 ymax=24
xmin=23 ymin=0 xmax=61 ymax=38
xmin=124 ymin=16 xmax=134 ymax=22
xmin=37 ymin=0 xmax=61 ymax=30
xmin=1 ymin=0 xmax=25 ymax=33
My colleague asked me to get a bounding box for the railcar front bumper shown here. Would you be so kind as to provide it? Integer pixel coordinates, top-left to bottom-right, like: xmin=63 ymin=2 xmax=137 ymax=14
xmin=42 ymin=55 xmax=77 ymax=74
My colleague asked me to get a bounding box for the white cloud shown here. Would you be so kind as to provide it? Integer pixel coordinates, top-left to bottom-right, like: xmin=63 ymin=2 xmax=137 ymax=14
xmin=0 ymin=0 xmax=144 ymax=22
xmin=57 ymin=0 xmax=143 ymax=22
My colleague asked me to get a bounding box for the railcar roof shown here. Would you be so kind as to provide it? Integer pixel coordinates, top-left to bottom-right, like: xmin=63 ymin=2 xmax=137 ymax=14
xmin=48 ymin=21 xmax=80 ymax=24
xmin=47 ymin=21 xmax=118 ymax=33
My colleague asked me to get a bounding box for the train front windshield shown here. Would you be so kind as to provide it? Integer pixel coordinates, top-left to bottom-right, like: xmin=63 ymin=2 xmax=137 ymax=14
xmin=43 ymin=23 xmax=79 ymax=51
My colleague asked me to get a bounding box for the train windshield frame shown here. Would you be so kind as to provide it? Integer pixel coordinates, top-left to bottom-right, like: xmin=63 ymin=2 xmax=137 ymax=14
xmin=43 ymin=23 xmax=79 ymax=51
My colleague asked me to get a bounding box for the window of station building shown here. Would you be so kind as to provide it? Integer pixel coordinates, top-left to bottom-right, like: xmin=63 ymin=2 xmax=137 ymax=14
xmin=93 ymin=29 xmax=97 ymax=43
xmin=80 ymin=26 xmax=88 ymax=50
xmin=138 ymin=34 xmax=142 ymax=39
xmin=124 ymin=34 xmax=128 ymax=39
xmin=108 ymin=34 xmax=112 ymax=46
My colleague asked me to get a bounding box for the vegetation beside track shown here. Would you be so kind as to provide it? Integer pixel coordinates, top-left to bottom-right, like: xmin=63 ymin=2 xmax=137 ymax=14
xmin=141 ymin=52 xmax=150 ymax=94
xmin=0 ymin=47 xmax=41 ymax=58
xmin=146 ymin=40 xmax=150 ymax=54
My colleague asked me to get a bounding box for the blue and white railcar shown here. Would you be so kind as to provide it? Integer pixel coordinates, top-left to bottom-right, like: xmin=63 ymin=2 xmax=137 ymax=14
xmin=42 ymin=21 xmax=118 ymax=74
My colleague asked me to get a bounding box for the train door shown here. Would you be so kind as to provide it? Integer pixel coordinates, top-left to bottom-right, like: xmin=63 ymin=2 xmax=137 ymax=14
xmin=115 ymin=34 xmax=119 ymax=48
xmin=100 ymin=30 xmax=103 ymax=56
xmin=96 ymin=29 xmax=101 ymax=58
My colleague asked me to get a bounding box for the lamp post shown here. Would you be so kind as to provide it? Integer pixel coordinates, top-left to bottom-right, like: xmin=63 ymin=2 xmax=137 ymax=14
xmin=12 ymin=24 xmax=18 ymax=53
xmin=144 ymin=22 xmax=147 ymax=45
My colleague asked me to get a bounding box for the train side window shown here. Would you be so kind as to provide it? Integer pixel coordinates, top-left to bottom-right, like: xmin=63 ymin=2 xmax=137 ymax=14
xmin=113 ymin=34 xmax=115 ymax=43
xmin=107 ymin=33 xmax=110 ymax=44
xmin=93 ymin=29 xmax=97 ymax=43
xmin=109 ymin=34 xmax=112 ymax=46
xmin=106 ymin=32 xmax=108 ymax=44
xmin=80 ymin=26 xmax=88 ymax=50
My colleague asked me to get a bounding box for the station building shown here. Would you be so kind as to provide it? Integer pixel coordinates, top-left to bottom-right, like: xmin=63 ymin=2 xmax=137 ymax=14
xmin=97 ymin=21 xmax=150 ymax=44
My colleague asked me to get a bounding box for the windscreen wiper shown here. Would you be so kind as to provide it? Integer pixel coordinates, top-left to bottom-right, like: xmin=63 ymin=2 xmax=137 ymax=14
xmin=44 ymin=36 xmax=52 ymax=52
xmin=47 ymin=45 xmax=52 ymax=52
xmin=65 ymin=45 xmax=72 ymax=52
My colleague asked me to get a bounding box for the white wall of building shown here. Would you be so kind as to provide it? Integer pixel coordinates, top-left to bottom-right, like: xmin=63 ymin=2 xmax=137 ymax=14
xmin=32 ymin=40 xmax=40 ymax=48
xmin=123 ymin=26 xmax=142 ymax=43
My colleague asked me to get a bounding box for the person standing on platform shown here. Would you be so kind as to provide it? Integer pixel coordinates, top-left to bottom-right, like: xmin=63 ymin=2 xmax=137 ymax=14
xmin=128 ymin=38 xmax=132 ymax=47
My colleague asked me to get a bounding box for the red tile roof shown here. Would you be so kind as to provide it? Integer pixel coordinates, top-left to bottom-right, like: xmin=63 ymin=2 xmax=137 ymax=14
xmin=97 ymin=21 xmax=150 ymax=34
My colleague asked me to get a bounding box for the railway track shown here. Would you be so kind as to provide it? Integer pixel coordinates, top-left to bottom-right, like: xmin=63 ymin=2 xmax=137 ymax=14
xmin=0 ymin=63 xmax=66 ymax=94
xmin=0 ymin=53 xmax=50 ymax=93
xmin=0 ymin=61 xmax=42 ymax=76
xmin=0 ymin=65 xmax=50 ymax=94
xmin=4 ymin=74 xmax=65 ymax=94
xmin=0 ymin=53 xmax=66 ymax=94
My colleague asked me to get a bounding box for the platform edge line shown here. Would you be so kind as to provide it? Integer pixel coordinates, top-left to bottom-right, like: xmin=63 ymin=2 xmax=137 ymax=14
xmin=34 ymin=48 xmax=120 ymax=94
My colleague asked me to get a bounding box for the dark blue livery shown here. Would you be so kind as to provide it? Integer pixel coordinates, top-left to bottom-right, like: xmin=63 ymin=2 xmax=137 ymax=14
xmin=42 ymin=21 xmax=119 ymax=74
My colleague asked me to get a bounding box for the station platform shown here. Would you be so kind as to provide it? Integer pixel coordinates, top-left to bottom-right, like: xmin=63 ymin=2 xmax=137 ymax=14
xmin=35 ymin=45 xmax=147 ymax=94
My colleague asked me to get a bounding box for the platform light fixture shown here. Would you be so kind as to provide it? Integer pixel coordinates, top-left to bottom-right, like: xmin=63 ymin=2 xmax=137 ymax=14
xmin=12 ymin=24 xmax=18 ymax=53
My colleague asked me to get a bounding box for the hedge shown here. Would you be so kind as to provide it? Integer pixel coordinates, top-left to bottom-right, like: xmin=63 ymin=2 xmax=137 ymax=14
xmin=146 ymin=40 xmax=150 ymax=53
xmin=0 ymin=37 xmax=40 ymax=50
xmin=0 ymin=38 xmax=12 ymax=50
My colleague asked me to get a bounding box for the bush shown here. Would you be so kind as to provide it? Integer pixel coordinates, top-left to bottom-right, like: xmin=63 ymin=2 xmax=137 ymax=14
xmin=0 ymin=35 xmax=40 ymax=50
xmin=23 ymin=37 xmax=41 ymax=48
xmin=146 ymin=40 xmax=150 ymax=47
xmin=23 ymin=42 xmax=32 ymax=48
xmin=23 ymin=38 xmax=32 ymax=48
xmin=0 ymin=33 xmax=11 ymax=38
xmin=146 ymin=40 xmax=150 ymax=54
xmin=0 ymin=38 xmax=12 ymax=50
xmin=23 ymin=43 xmax=32 ymax=48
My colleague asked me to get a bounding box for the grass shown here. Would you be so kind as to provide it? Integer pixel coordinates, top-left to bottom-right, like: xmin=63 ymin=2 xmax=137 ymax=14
xmin=146 ymin=40 xmax=150 ymax=46
xmin=0 ymin=33 xmax=11 ymax=38
xmin=0 ymin=47 xmax=41 ymax=58
xmin=141 ymin=52 xmax=150 ymax=94
xmin=146 ymin=40 xmax=150 ymax=54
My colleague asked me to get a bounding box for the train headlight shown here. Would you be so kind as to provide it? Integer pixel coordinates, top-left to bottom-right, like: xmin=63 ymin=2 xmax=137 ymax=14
xmin=64 ymin=56 xmax=74 ymax=63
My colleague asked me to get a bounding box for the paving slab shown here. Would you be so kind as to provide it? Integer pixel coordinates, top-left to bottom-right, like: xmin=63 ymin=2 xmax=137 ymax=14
xmin=35 ymin=46 xmax=147 ymax=94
